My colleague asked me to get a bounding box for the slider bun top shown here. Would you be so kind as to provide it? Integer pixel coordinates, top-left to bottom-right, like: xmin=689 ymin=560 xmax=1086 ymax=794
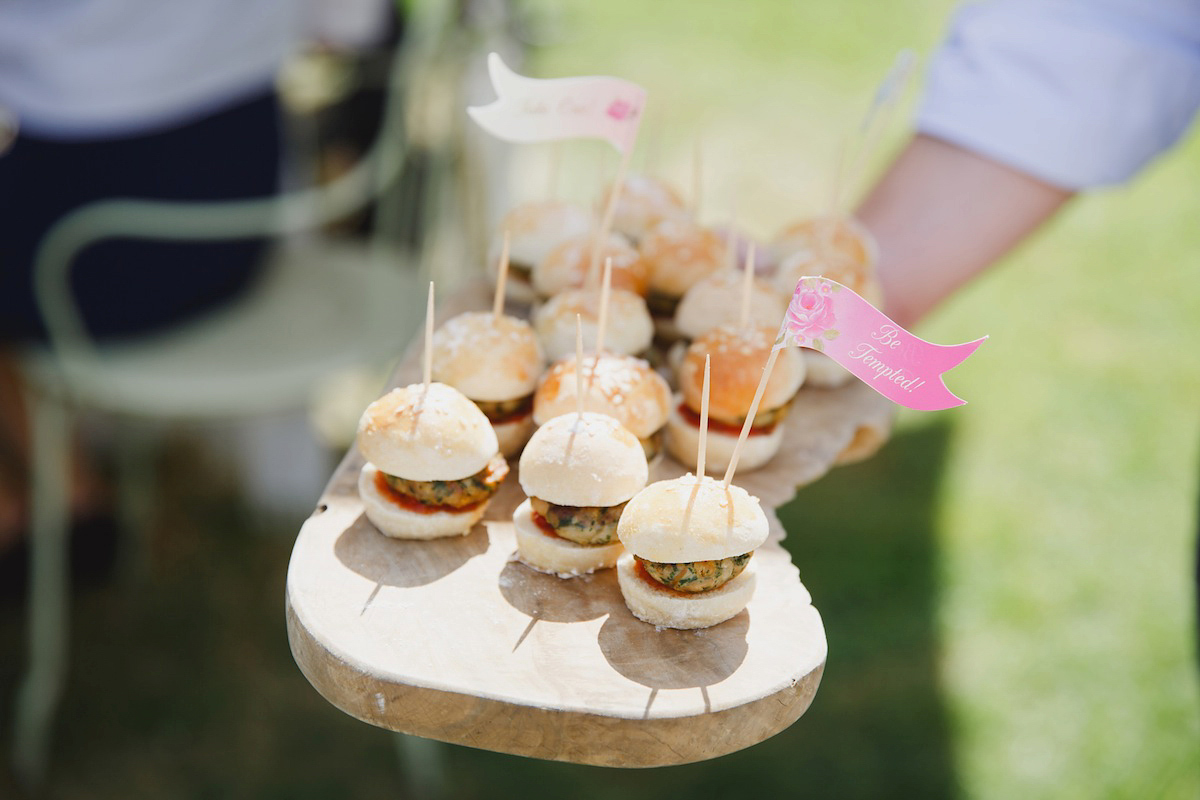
xmin=532 ymin=288 xmax=654 ymax=362
xmin=489 ymin=200 xmax=594 ymax=272
xmin=680 ymin=324 xmax=805 ymax=423
xmin=641 ymin=218 xmax=728 ymax=297
xmin=534 ymin=353 xmax=671 ymax=439
xmin=769 ymin=215 xmax=878 ymax=281
xmin=774 ymin=247 xmax=884 ymax=307
xmin=674 ymin=269 xmax=787 ymax=340
xmin=601 ymin=172 xmax=688 ymax=241
xmin=432 ymin=312 xmax=545 ymax=401
xmin=617 ymin=474 xmax=769 ymax=563
xmin=357 ymin=383 xmax=498 ymax=481
xmin=518 ymin=411 xmax=648 ymax=507
xmin=533 ymin=232 xmax=649 ymax=297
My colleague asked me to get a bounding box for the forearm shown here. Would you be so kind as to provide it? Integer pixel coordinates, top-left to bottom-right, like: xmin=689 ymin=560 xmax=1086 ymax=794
xmin=856 ymin=134 xmax=1074 ymax=328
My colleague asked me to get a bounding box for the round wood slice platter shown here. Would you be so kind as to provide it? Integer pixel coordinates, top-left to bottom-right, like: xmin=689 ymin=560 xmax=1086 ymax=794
xmin=285 ymin=281 xmax=895 ymax=767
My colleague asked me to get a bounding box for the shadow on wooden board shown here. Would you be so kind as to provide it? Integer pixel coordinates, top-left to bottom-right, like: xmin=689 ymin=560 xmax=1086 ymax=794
xmin=449 ymin=418 xmax=958 ymax=800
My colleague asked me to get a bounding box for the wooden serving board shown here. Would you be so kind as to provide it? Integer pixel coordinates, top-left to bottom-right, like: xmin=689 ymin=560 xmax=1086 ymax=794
xmin=284 ymin=281 xmax=895 ymax=767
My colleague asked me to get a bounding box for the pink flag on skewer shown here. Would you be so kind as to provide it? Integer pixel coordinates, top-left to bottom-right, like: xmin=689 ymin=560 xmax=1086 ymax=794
xmin=783 ymin=277 xmax=986 ymax=411
xmin=468 ymin=53 xmax=647 ymax=155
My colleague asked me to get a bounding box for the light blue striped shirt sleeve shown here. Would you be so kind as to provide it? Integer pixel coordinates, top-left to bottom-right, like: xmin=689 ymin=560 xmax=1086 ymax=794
xmin=917 ymin=0 xmax=1200 ymax=189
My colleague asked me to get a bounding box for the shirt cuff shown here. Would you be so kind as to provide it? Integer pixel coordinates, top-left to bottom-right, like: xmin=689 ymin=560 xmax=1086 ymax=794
xmin=917 ymin=0 xmax=1200 ymax=189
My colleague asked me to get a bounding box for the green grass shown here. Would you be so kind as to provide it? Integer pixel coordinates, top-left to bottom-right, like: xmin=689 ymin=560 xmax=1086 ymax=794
xmin=922 ymin=133 xmax=1200 ymax=798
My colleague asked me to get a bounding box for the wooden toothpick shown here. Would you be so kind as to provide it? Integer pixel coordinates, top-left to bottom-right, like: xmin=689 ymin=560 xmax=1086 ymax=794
xmin=595 ymin=257 xmax=613 ymax=356
xmin=423 ymin=281 xmax=435 ymax=390
xmin=830 ymin=50 xmax=917 ymax=217
xmin=493 ymin=229 xmax=510 ymax=321
xmin=697 ymin=354 xmax=711 ymax=477
xmin=739 ymin=243 xmax=756 ymax=329
xmin=589 ymin=146 xmax=634 ymax=290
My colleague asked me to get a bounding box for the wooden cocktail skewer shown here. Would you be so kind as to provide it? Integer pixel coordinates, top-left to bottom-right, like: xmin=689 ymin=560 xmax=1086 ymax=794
xmin=588 ymin=144 xmax=635 ymax=289
xmin=423 ymin=281 xmax=435 ymax=390
xmin=696 ymin=354 xmax=711 ymax=478
xmin=493 ymin=230 xmax=511 ymax=321
xmin=594 ymin=257 xmax=613 ymax=356
xmin=829 ymin=50 xmax=917 ymax=219
xmin=739 ymin=243 xmax=756 ymax=329
xmin=843 ymin=50 xmax=916 ymax=211
xmin=584 ymin=149 xmax=611 ymax=292
xmin=722 ymin=323 xmax=786 ymax=488
xmin=690 ymin=139 xmax=704 ymax=221
xmin=584 ymin=257 xmax=614 ymax=400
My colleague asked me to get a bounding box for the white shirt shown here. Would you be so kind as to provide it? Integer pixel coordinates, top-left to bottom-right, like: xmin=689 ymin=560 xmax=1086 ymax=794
xmin=0 ymin=0 xmax=385 ymax=140
xmin=918 ymin=0 xmax=1200 ymax=189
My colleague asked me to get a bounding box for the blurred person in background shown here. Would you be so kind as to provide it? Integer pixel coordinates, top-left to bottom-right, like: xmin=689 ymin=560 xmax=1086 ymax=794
xmin=855 ymin=0 xmax=1200 ymax=628
xmin=0 ymin=0 xmax=392 ymax=580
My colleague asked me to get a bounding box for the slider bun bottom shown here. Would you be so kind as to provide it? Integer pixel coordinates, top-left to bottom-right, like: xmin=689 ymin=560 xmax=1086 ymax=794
xmin=835 ymin=422 xmax=889 ymax=466
xmin=513 ymin=499 xmax=623 ymax=577
xmin=665 ymin=340 xmax=688 ymax=375
xmin=802 ymin=350 xmax=854 ymax=388
xmin=359 ymin=464 xmax=487 ymax=539
xmin=494 ymin=414 xmax=535 ymax=458
xmin=616 ymin=553 xmax=757 ymax=630
xmin=664 ymin=404 xmax=783 ymax=475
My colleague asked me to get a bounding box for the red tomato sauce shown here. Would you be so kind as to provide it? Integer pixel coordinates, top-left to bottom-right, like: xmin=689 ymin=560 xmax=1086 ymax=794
xmin=677 ymin=402 xmax=777 ymax=437
xmin=532 ymin=510 xmax=570 ymax=541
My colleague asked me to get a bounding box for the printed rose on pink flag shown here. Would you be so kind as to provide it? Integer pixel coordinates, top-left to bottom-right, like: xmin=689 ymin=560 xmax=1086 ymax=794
xmin=782 ymin=277 xmax=986 ymax=411
xmin=468 ymin=53 xmax=647 ymax=154
xmin=785 ymin=278 xmax=839 ymax=349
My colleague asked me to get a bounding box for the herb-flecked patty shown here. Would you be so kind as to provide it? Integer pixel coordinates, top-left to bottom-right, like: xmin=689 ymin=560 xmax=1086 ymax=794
xmin=382 ymin=452 xmax=508 ymax=509
xmin=529 ymin=496 xmax=628 ymax=545
xmin=636 ymin=553 xmax=752 ymax=593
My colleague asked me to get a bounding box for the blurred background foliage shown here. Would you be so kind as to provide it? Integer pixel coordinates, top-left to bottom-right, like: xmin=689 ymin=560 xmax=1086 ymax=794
xmin=2 ymin=0 xmax=1197 ymax=797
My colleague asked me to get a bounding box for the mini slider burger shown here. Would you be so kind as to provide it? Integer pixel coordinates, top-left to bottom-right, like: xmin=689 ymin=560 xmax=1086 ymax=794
xmin=771 ymin=216 xmax=881 ymax=388
xmin=532 ymin=232 xmax=649 ymax=299
xmin=357 ymin=383 xmax=508 ymax=539
xmin=666 ymin=324 xmax=806 ymax=474
xmin=431 ymin=311 xmax=545 ymax=456
xmin=639 ymin=218 xmax=727 ymax=343
xmin=601 ymin=172 xmax=688 ymax=244
xmin=514 ymin=411 xmax=649 ymax=576
xmin=768 ymin=215 xmax=878 ymax=278
xmin=616 ymin=473 xmax=769 ymax=629
xmin=673 ymin=269 xmax=786 ymax=345
xmin=533 ymin=288 xmax=653 ymax=362
xmin=773 ymin=224 xmax=882 ymax=307
xmin=488 ymin=200 xmax=594 ymax=304
xmin=533 ymin=353 xmax=672 ymax=462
